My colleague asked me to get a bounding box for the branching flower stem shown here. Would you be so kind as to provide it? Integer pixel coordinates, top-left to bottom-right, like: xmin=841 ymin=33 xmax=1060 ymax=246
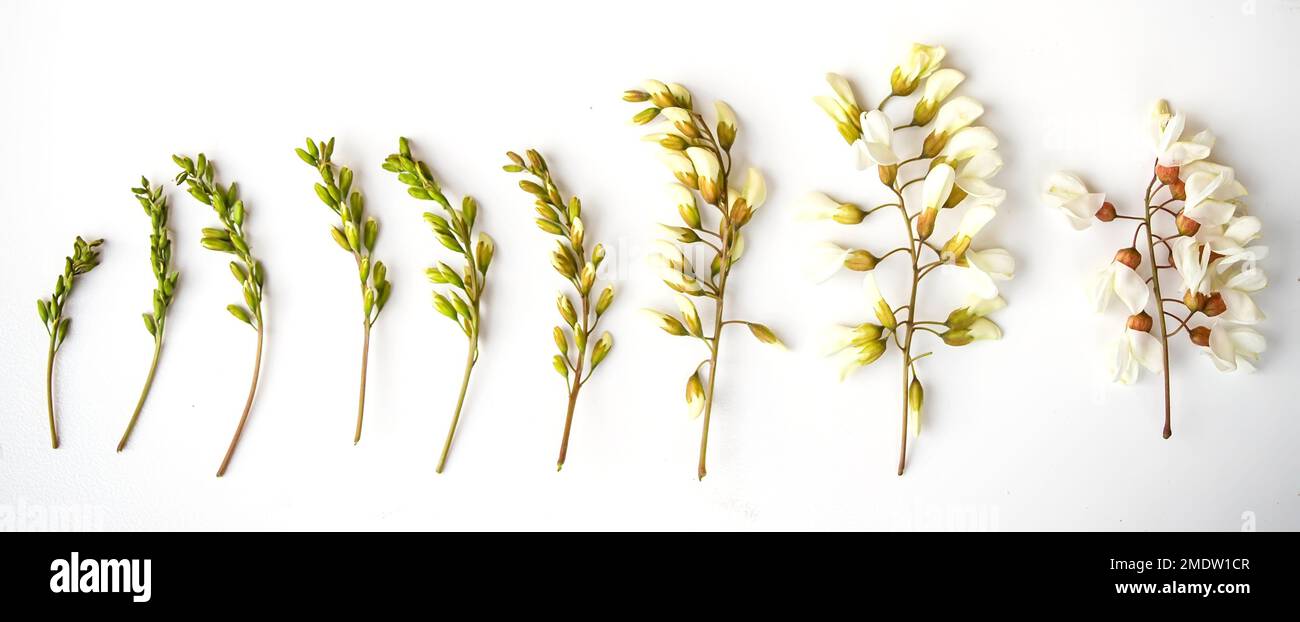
xmin=693 ymin=114 xmax=734 ymax=482
xmin=1138 ymin=164 xmax=1174 ymax=438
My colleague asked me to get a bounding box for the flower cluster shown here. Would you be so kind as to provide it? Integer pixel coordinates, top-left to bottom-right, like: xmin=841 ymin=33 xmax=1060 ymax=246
xmin=1045 ymin=100 xmax=1267 ymax=438
xmin=806 ymin=43 xmax=1012 ymax=475
xmin=625 ymin=79 xmax=783 ymax=480
xmin=297 ymin=137 xmax=393 ymax=444
xmin=174 ymin=153 xmax=268 ymax=477
xmin=117 ymin=178 xmax=178 ymax=452
xmin=504 ymin=148 xmax=615 ymax=470
xmin=36 ymin=235 xmax=104 ymax=449
xmin=385 ymin=137 xmax=496 ymax=474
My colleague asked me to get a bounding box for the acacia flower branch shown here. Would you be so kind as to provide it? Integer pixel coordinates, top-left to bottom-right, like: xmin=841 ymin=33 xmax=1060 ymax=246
xmin=807 ymin=44 xmax=1012 ymax=475
xmin=627 ymin=79 xmax=784 ymax=480
xmin=1045 ymin=99 xmax=1267 ymax=438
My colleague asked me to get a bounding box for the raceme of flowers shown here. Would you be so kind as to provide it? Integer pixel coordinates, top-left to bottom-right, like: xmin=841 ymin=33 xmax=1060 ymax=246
xmin=807 ymin=43 xmax=1012 ymax=476
xmin=625 ymin=78 xmax=784 ymax=480
xmin=1044 ymin=99 xmax=1267 ymax=439
xmin=504 ymin=148 xmax=615 ymax=471
xmin=25 ymin=49 xmax=1272 ymax=479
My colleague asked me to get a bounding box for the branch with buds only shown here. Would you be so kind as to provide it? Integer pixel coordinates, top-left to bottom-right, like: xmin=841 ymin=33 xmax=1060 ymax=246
xmin=625 ymin=79 xmax=784 ymax=480
xmin=384 ymin=137 xmax=496 ymax=474
xmin=505 ymin=149 xmax=615 ymax=471
xmin=174 ymin=153 xmax=267 ymax=477
xmin=296 ymin=137 xmax=393 ymax=444
xmin=117 ymin=179 xmax=178 ymax=452
xmin=36 ymin=236 xmax=104 ymax=448
xmin=1045 ymin=99 xmax=1267 ymax=438
xmin=807 ymin=44 xmax=1013 ymax=476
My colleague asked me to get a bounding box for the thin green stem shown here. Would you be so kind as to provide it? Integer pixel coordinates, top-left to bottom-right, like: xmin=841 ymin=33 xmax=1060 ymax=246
xmin=437 ymin=336 xmax=477 ymax=474
xmin=46 ymin=335 xmax=58 ymax=449
xmin=354 ymin=322 xmax=371 ymax=444
xmin=118 ymin=336 xmax=163 ymax=452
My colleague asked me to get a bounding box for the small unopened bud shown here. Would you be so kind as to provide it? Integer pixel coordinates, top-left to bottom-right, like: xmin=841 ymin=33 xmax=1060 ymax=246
xmin=1127 ymin=311 xmax=1153 ymax=333
xmin=1095 ymin=201 xmax=1117 ymax=222
xmin=1114 ymin=247 xmax=1142 ymax=270
xmin=941 ymin=329 xmax=973 ymax=347
xmin=1169 ymin=181 xmax=1186 ymax=201
xmin=878 ymin=164 xmax=898 ymax=186
xmin=907 ymin=377 xmax=924 ymax=436
xmin=1189 ymin=326 xmax=1211 ymax=347
xmin=1175 ymin=211 xmax=1200 ymax=236
xmin=1155 ymin=165 xmax=1180 ymax=185
xmin=843 ymin=250 xmax=878 ymax=271
xmin=833 ymin=204 xmax=867 ymax=225
xmin=917 ymin=207 xmax=938 ymax=240
xmin=1183 ymin=289 xmax=1206 ymax=313
xmin=1202 ymin=292 xmax=1226 ymax=317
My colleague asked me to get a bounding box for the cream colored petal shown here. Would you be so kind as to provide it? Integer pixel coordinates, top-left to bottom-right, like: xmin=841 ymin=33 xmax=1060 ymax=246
xmin=922 ymin=164 xmax=956 ymax=211
xmin=684 ymin=147 xmax=720 ymax=180
xmin=940 ymin=127 xmax=998 ymax=161
xmin=714 ymin=100 xmax=736 ymax=128
xmin=742 ymin=168 xmax=766 ymax=210
xmin=957 ymin=203 xmax=997 ymax=236
xmin=1088 ymin=266 xmax=1116 ymax=313
xmin=804 ymin=241 xmax=850 ymax=283
xmin=1112 ymin=264 xmax=1151 ymax=314
xmin=825 ymin=72 xmax=859 ymax=109
xmin=966 ymin=294 xmax=1006 ymax=316
xmin=1184 ymin=200 xmax=1236 ymax=227
xmin=862 ymin=271 xmax=885 ymax=306
xmin=958 ymin=150 xmax=1003 ymax=181
xmin=963 ymin=266 xmax=1000 ymax=299
xmin=818 ymin=324 xmax=859 ymax=356
xmin=933 ymin=96 xmax=983 ymax=135
xmin=814 ymin=95 xmax=850 ymax=124
xmin=796 ymin=191 xmax=842 ymax=221
xmin=967 ymin=248 xmax=1015 ymax=279
xmin=968 ymin=317 xmax=1002 ymax=341
xmin=921 ymin=68 xmax=964 ymax=103
xmin=1220 ymin=289 xmax=1264 ymax=324
xmin=1208 ymin=325 xmax=1238 ymax=372
xmin=1128 ymin=330 xmax=1164 ymax=373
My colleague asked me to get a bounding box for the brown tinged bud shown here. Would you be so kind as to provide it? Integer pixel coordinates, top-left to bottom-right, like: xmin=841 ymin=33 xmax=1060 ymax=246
xmin=1189 ymin=326 xmax=1211 ymax=347
xmin=623 ymin=90 xmax=651 ymax=103
xmin=1202 ymin=292 xmax=1226 ymax=317
xmin=1114 ymin=247 xmax=1142 ymax=270
xmin=1155 ymin=165 xmax=1180 ymax=185
xmin=878 ymin=164 xmax=898 ymax=186
xmin=1183 ymin=290 xmax=1206 ymax=313
xmin=917 ymin=208 xmax=938 ymax=240
xmin=1127 ymin=311 xmax=1153 ymax=333
xmin=1175 ymin=211 xmax=1200 ymax=237
xmin=1170 ymin=181 xmax=1186 ymax=201
xmin=1095 ymin=201 xmax=1117 ymax=222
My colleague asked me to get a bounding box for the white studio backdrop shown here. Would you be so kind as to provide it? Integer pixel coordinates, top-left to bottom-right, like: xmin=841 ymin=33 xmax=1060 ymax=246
xmin=0 ymin=0 xmax=1296 ymax=531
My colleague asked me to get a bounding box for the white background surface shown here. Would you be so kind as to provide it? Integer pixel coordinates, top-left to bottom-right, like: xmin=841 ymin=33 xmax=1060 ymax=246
xmin=1 ymin=0 xmax=1296 ymax=531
